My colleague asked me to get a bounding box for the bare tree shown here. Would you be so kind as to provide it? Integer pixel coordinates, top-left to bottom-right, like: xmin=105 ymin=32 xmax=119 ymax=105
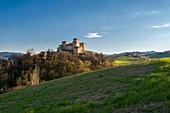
xmin=26 ymin=48 xmax=35 ymax=56
xmin=31 ymin=64 xmax=40 ymax=85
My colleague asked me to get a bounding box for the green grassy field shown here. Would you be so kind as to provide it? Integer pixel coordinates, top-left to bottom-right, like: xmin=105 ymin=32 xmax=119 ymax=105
xmin=113 ymin=55 xmax=148 ymax=66
xmin=0 ymin=58 xmax=170 ymax=113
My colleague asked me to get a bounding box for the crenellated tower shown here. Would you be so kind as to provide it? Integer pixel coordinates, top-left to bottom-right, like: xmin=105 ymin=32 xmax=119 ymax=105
xmin=57 ymin=38 xmax=86 ymax=54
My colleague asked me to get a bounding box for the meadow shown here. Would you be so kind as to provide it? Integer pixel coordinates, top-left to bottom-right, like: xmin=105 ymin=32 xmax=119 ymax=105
xmin=0 ymin=57 xmax=170 ymax=113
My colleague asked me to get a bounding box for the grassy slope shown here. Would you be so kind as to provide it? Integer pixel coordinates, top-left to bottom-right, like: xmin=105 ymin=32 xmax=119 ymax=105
xmin=113 ymin=55 xmax=146 ymax=66
xmin=1 ymin=58 xmax=170 ymax=113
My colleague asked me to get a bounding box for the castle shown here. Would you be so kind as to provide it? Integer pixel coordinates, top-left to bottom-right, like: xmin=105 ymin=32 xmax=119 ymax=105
xmin=57 ymin=38 xmax=86 ymax=54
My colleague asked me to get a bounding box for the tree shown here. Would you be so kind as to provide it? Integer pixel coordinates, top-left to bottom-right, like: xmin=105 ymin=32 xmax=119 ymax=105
xmin=83 ymin=60 xmax=92 ymax=71
xmin=26 ymin=48 xmax=35 ymax=56
xmin=31 ymin=64 xmax=40 ymax=85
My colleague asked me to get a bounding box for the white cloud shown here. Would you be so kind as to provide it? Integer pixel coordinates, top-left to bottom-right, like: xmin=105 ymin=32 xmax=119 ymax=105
xmin=85 ymin=33 xmax=103 ymax=38
xmin=132 ymin=10 xmax=160 ymax=16
xmin=150 ymin=10 xmax=160 ymax=15
xmin=152 ymin=24 xmax=170 ymax=29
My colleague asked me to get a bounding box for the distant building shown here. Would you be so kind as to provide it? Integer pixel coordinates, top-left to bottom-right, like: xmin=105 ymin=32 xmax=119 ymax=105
xmin=57 ymin=38 xmax=86 ymax=54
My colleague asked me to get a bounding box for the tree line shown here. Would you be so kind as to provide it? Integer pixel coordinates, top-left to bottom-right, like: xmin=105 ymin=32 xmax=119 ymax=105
xmin=0 ymin=49 xmax=114 ymax=93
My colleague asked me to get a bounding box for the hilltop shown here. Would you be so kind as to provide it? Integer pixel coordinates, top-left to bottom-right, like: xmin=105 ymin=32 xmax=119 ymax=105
xmin=0 ymin=51 xmax=114 ymax=93
xmin=0 ymin=58 xmax=170 ymax=113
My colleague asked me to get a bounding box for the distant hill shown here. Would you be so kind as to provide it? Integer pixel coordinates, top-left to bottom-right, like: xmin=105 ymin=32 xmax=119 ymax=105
xmin=118 ymin=51 xmax=157 ymax=55
xmin=108 ymin=50 xmax=170 ymax=58
xmin=0 ymin=52 xmax=23 ymax=59
xmin=146 ymin=51 xmax=170 ymax=58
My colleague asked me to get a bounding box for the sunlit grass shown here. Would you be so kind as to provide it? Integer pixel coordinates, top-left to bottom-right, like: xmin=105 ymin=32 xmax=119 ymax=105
xmin=159 ymin=57 xmax=170 ymax=62
xmin=0 ymin=57 xmax=170 ymax=112
xmin=114 ymin=59 xmax=129 ymax=65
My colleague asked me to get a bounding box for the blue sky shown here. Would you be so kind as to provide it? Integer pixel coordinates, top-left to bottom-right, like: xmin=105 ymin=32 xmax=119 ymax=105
xmin=1 ymin=0 xmax=170 ymax=54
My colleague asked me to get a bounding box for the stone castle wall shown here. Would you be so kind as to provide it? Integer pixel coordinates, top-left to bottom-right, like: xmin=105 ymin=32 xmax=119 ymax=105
xmin=57 ymin=38 xmax=86 ymax=54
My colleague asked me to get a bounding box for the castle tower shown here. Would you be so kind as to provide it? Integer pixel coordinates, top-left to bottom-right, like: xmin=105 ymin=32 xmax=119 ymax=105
xmin=73 ymin=38 xmax=80 ymax=48
xmin=80 ymin=43 xmax=86 ymax=51
xmin=62 ymin=41 xmax=68 ymax=50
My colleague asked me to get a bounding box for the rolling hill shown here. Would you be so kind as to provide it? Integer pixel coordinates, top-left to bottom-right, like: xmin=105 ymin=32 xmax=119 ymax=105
xmin=0 ymin=52 xmax=23 ymax=59
xmin=0 ymin=58 xmax=170 ymax=113
xmin=108 ymin=50 xmax=170 ymax=59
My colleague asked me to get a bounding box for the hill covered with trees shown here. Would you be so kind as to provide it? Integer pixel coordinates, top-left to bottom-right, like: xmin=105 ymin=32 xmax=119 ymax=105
xmin=0 ymin=49 xmax=114 ymax=93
